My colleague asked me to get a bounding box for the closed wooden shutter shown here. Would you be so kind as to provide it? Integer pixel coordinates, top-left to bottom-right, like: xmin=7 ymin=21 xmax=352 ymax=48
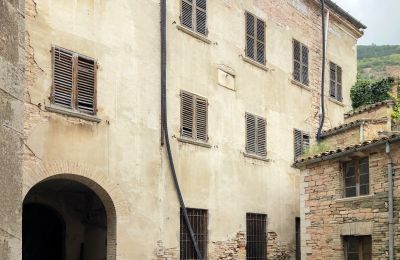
xmin=195 ymin=97 xmax=207 ymax=142
xmin=195 ymin=0 xmax=207 ymax=35
xmin=301 ymin=44 xmax=309 ymax=85
xmin=53 ymin=47 xmax=74 ymax=109
xmin=180 ymin=91 xmax=208 ymax=142
xmin=246 ymin=113 xmax=266 ymax=157
xmin=293 ymin=40 xmax=309 ymax=85
xmin=294 ymin=129 xmax=310 ymax=160
xmin=77 ymin=56 xmax=96 ymax=114
xmin=337 ymin=65 xmax=342 ymax=101
xmin=181 ymin=91 xmax=194 ymax=138
xmin=181 ymin=0 xmax=193 ymax=29
xmin=329 ymin=62 xmax=336 ymax=97
xmin=330 ymin=62 xmax=342 ymax=101
xmin=181 ymin=0 xmax=207 ymax=36
xmin=245 ymin=12 xmax=265 ymax=65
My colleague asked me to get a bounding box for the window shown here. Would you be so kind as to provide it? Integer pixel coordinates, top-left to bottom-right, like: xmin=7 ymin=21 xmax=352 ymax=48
xmin=245 ymin=12 xmax=265 ymax=65
xmin=295 ymin=217 xmax=301 ymax=260
xmin=246 ymin=213 xmax=267 ymax=260
xmin=181 ymin=0 xmax=207 ymax=35
xmin=344 ymin=236 xmax=371 ymax=260
xmin=180 ymin=208 xmax=208 ymax=260
xmin=245 ymin=113 xmax=266 ymax=157
xmin=343 ymin=157 xmax=369 ymax=198
xmin=330 ymin=62 xmax=342 ymax=101
xmin=52 ymin=46 xmax=97 ymax=115
xmin=294 ymin=129 xmax=310 ymax=160
xmin=181 ymin=91 xmax=208 ymax=142
xmin=293 ymin=40 xmax=309 ymax=85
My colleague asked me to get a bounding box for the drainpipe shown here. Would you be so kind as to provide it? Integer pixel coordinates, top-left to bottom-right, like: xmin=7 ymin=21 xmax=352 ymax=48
xmin=316 ymin=0 xmax=326 ymax=141
xmin=385 ymin=141 xmax=394 ymax=260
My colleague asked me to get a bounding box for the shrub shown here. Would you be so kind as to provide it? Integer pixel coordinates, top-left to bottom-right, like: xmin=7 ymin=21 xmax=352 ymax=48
xmin=350 ymin=77 xmax=394 ymax=109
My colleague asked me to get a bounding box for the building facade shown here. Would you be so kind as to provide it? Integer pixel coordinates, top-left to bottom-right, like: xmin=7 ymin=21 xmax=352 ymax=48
xmin=0 ymin=0 xmax=364 ymax=259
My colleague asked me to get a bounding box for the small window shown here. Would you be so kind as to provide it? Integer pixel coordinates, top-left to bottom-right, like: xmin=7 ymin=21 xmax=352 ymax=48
xmin=181 ymin=0 xmax=207 ymax=35
xmin=293 ymin=40 xmax=309 ymax=85
xmin=246 ymin=213 xmax=267 ymax=260
xmin=343 ymin=157 xmax=369 ymax=198
xmin=294 ymin=129 xmax=310 ymax=160
xmin=344 ymin=236 xmax=371 ymax=260
xmin=245 ymin=113 xmax=266 ymax=157
xmin=330 ymin=62 xmax=342 ymax=101
xmin=52 ymin=46 xmax=97 ymax=115
xmin=245 ymin=12 xmax=265 ymax=65
xmin=180 ymin=208 xmax=208 ymax=260
xmin=181 ymin=91 xmax=208 ymax=142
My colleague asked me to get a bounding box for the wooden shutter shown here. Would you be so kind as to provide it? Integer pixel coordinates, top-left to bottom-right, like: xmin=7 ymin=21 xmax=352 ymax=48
xmin=77 ymin=56 xmax=96 ymax=114
xmin=329 ymin=62 xmax=336 ymax=97
xmin=195 ymin=97 xmax=208 ymax=142
xmin=246 ymin=113 xmax=257 ymax=154
xmin=294 ymin=129 xmax=309 ymax=159
xmin=246 ymin=113 xmax=266 ymax=157
xmin=195 ymin=0 xmax=207 ymax=35
xmin=181 ymin=91 xmax=194 ymax=139
xmin=293 ymin=40 xmax=309 ymax=85
xmin=256 ymin=18 xmax=265 ymax=64
xmin=53 ymin=47 xmax=74 ymax=109
xmin=245 ymin=12 xmax=265 ymax=64
xmin=330 ymin=62 xmax=342 ymax=101
xmin=245 ymin=12 xmax=255 ymax=60
xmin=257 ymin=117 xmax=266 ymax=157
xmin=181 ymin=0 xmax=207 ymax=35
xmin=301 ymin=44 xmax=309 ymax=85
xmin=181 ymin=0 xmax=193 ymax=29
xmin=336 ymin=65 xmax=342 ymax=101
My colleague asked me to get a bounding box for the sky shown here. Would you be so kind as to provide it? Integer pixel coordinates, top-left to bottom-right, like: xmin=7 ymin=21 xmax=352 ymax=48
xmin=333 ymin=0 xmax=400 ymax=45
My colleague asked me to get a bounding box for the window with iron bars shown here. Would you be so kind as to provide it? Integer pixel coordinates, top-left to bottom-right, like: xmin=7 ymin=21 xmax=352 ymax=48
xmin=330 ymin=62 xmax=343 ymax=102
xmin=180 ymin=208 xmax=208 ymax=260
xmin=245 ymin=12 xmax=266 ymax=65
xmin=181 ymin=0 xmax=207 ymax=36
xmin=246 ymin=213 xmax=267 ymax=260
xmin=293 ymin=39 xmax=309 ymax=86
xmin=343 ymin=157 xmax=369 ymax=198
xmin=344 ymin=236 xmax=371 ymax=260
xmin=294 ymin=129 xmax=310 ymax=160
xmin=52 ymin=46 xmax=97 ymax=115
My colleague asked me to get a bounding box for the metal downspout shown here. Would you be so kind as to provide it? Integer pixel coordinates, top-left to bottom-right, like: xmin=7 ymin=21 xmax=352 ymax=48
xmin=386 ymin=141 xmax=394 ymax=260
xmin=317 ymin=0 xmax=326 ymax=141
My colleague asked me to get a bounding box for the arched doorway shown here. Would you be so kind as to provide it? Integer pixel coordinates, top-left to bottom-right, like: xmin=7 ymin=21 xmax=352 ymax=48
xmin=23 ymin=178 xmax=112 ymax=260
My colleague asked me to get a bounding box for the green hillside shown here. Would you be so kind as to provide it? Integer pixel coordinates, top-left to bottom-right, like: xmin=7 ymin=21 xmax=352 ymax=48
xmin=357 ymin=45 xmax=400 ymax=80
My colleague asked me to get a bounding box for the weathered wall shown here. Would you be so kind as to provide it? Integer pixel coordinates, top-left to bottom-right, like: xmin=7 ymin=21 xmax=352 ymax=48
xmin=301 ymin=142 xmax=400 ymax=259
xmin=0 ymin=0 xmax=24 ymax=259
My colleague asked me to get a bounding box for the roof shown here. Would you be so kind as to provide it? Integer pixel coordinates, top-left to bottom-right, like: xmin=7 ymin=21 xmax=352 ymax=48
xmin=293 ymin=134 xmax=400 ymax=167
xmin=344 ymin=100 xmax=393 ymax=118
xmin=324 ymin=0 xmax=367 ymax=30
xmin=320 ymin=120 xmax=364 ymax=138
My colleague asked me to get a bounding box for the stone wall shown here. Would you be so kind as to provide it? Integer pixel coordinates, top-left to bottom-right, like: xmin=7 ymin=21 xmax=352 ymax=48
xmin=0 ymin=0 xmax=24 ymax=259
xmin=301 ymin=142 xmax=400 ymax=259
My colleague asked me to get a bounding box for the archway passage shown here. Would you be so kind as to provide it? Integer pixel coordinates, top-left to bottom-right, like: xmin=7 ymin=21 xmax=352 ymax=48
xmin=23 ymin=179 xmax=108 ymax=260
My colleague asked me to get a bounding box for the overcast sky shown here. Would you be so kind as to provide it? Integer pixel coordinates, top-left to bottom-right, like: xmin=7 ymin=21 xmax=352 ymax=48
xmin=333 ymin=0 xmax=400 ymax=45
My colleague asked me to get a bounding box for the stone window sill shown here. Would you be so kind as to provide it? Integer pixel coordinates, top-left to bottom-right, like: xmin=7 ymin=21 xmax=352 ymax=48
xmin=335 ymin=194 xmax=374 ymax=203
xmin=243 ymin=152 xmax=271 ymax=162
xmin=241 ymin=56 xmax=269 ymax=72
xmin=176 ymin=25 xmax=211 ymax=44
xmin=291 ymin=79 xmax=311 ymax=91
xmin=177 ymin=137 xmax=212 ymax=148
xmin=328 ymin=97 xmax=345 ymax=107
xmin=45 ymin=105 xmax=101 ymax=123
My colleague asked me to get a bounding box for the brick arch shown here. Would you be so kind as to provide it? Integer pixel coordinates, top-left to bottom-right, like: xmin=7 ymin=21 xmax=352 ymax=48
xmin=23 ymin=160 xmax=130 ymax=260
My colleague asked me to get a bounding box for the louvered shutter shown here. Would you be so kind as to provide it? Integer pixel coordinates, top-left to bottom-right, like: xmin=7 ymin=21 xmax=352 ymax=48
xmin=246 ymin=113 xmax=256 ymax=154
xmin=181 ymin=0 xmax=193 ymax=29
xmin=195 ymin=0 xmax=207 ymax=35
xmin=256 ymin=19 xmax=265 ymax=64
xmin=77 ymin=56 xmax=96 ymax=114
xmin=294 ymin=129 xmax=303 ymax=159
xmin=181 ymin=91 xmax=194 ymax=139
xmin=337 ymin=65 xmax=342 ymax=101
xmin=195 ymin=97 xmax=207 ymax=142
xmin=53 ymin=47 xmax=73 ymax=108
xmin=245 ymin=13 xmax=255 ymax=60
xmin=256 ymin=117 xmax=266 ymax=157
xmin=293 ymin=40 xmax=301 ymax=82
xmin=329 ymin=62 xmax=336 ymax=97
xmin=301 ymin=45 xmax=309 ymax=85
xmin=245 ymin=12 xmax=265 ymax=65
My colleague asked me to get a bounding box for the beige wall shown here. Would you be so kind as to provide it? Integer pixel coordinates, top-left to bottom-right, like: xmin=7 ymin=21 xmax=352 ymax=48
xmin=22 ymin=0 xmax=361 ymax=259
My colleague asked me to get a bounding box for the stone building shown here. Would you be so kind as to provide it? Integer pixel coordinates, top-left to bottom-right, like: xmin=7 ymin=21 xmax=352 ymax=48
xmin=294 ymin=93 xmax=400 ymax=259
xmin=0 ymin=0 xmax=365 ymax=259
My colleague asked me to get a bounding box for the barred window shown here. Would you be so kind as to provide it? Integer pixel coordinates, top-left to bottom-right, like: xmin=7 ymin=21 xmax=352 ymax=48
xmin=344 ymin=236 xmax=371 ymax=260
xmin=294 ymin=129 xmax=310 ymax=160
xmin=245 ymin=12 xmax=265 ymax=64
xmin=246 ymin=213 xmax=267 ymax=260
xmin=330 ymin=62 xmax=342 ymax=102
xmin=52 ymin=46 xmax=97 ymax=115
xmin=344 ymin=157 xmax=369 ymax=198
xmin=180 ymin=208 xmax=208 ymax=260
xmin=293 ymin=39 xmax=309 ymax=85
xmin=181 ymin=0 xmax=207 ymax=36
xmin=245 ymin=113 xmax=266 ymax=157
xmin=181 ymin=91 xmax=208 ymax=142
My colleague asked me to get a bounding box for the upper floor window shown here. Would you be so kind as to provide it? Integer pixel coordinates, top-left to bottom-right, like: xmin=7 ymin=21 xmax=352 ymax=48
xmin=245 ymin=113 xmax=266 ymax=157
xmin=329 ymin=62 xmax=342 ymax=102
xmin=245 ymin=12 xmax=266 ymax=65
xmin=180 ymin=90 xmax=208 ymax=142
xmin=180 ymin=208 xmax=208 ymax=260
xmin=246 ymin=213 xmax=267 ymax=260
xmin=344 ymin=236 xmax=371 ymax=260
xmin=181 ymin=0 xmax=207 ymax=36
xmin=294 ymin=129 xmax=310 ymax=160
xmin=52 ymin=46 xmax=97 ymax=115
xmin=343 ymin=157 xmax=369 ymax=197
xmin=293 ymin=39 xmax=309 ymax=86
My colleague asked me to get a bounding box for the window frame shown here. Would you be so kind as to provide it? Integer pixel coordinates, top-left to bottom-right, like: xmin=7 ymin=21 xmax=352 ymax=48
xmin=180 ymin=0 xmax=208 ymax=36
xmin=294 ymin=129 xmax=310 ymax=160
xmin=292 ymin=39 xmax=309 ymax=86
xmin=344 ymin=236 xmax=372 ymax=260
xmin=245 ymin=112 xmax=267 ymax=158
xmin=51 ymin=45 xmax=97 ymax=115
xmin=246 ymin=213 xmax=267 ymax=260
xmin=180 ymin=208 xmax=208 ymax=260
xmin=343 ymin=157 xmax=370 ymax=198
xmin=329 ymin=61 xmax=343 ymax=102
xmin=244 ymin=11 xmax=266 ymax=65
xmin=180 ymin=90 xmax=209 ymax=143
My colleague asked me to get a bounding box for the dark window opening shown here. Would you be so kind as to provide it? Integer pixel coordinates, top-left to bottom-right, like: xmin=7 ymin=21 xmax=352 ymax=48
xmin=180 ymin=208 xmax=208 ymax=260
xmin=294 ymin=129 xmax=310 ymax=160
xmin=344 ymin=236 xmax=372 ymax=260
xmin=330 ymin=62 xmax=342 ymax=102
xmin=293 ymin=39 xmax=309 ymax=85
xmin=295 ymin=217 xmax=301 ymax=260
xmin=344 ymin=157 xmax=369 ymax=197
xmin=246 ymin=213 xmax=267 ymax=260
xmin=245 ymin=12 xmax=265 ymax=65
